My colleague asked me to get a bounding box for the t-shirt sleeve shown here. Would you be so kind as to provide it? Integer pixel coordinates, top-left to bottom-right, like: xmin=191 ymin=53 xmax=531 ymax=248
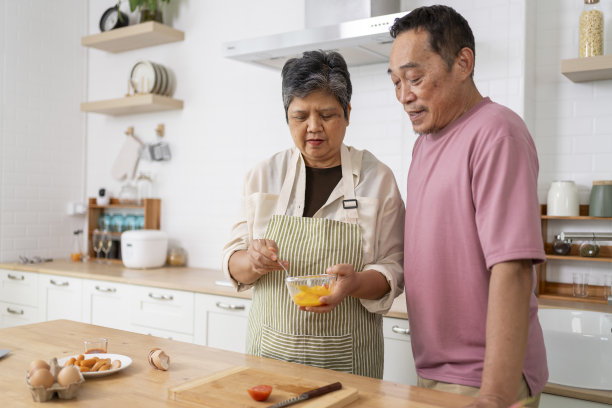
xmin=471 ymin=135 xmax=546 ymax=270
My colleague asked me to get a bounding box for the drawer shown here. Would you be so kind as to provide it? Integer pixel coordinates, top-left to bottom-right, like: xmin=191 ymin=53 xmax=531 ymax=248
xmin=82 ymin=279 xmax=132 ymax=331
xmin=38 ymin=274 xmax=84 ymax=323
xmin=383 ymin=316 xmax=411 ymax=341
xmin=130 ymin=285 xmax=194 ymax=335
xmin=0 ymin=269 xmax=38 ymax=307
xmin=194 ymin=294 xmax=251 ymax=351
xmin=131 ymin=326 xmax=194 ymax=343
xmin=0 ymin=301 xmax=39 ymax=328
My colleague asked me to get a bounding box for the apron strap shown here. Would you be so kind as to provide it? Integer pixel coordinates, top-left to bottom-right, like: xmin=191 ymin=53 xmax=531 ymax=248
xmin=274 ymin=145 xmax=358 ymax=223
xmin=340 ymin=145 xmax=358 ymax=224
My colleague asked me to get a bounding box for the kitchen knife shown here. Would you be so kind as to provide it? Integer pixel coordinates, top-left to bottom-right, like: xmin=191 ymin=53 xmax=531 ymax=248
xmin=267 ymin=382 xmax=342 ymax=408
xmin=0 ymin=349 xmax=10 ymax=359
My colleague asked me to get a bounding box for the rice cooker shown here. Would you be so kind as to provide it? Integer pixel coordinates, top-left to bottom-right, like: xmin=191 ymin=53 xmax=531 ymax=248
xmin=121 ymin=230 xmax=168 ymax=269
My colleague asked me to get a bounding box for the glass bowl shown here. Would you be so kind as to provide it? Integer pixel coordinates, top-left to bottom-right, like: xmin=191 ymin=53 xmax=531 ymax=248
xmin=285 ymin=274 xmax=336 ymax=307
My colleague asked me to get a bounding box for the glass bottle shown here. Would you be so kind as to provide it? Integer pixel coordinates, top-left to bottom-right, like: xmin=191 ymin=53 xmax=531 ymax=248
xmin=71 ymin=230 xmax=83 ymax=262
xmin=579 ymin=0 xmax=604 ymax=58
xmin=136 ymin=173 xmax=153 ymax=205
xmin=552 ymin=235 xmax=572 ymax=255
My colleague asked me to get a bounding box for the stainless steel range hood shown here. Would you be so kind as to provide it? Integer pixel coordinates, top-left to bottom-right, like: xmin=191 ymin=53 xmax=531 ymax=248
xmin=222 ymin=11 xmax=408 ymax=70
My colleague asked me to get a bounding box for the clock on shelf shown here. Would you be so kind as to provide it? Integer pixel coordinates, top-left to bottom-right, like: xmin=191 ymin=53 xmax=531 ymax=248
xmin=99 ymin=5 xmax=129 ymax=32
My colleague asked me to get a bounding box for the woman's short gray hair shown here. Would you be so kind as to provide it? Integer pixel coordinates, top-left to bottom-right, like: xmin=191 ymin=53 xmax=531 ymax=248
xmin=281 ymin=50 xmax=352 ymax=122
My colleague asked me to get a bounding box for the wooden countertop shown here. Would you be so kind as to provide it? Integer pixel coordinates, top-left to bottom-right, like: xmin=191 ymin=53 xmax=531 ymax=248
xmin=3 ymin=260 xmax=610 ymax=404
xmin=0 ymin=320 xmax=474 ymax=407
xmin=0 ymin=260 xmax=409 ymax=318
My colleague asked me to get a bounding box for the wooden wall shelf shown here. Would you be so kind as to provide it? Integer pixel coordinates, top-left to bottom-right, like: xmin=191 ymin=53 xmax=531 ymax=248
xmin=87 ymin=198 xmax=161 ymax=262
xmin=80 ymin=94 xmax=183 ymax=116
xmin=82 ymin=21 xmax=184 ymax=53
xmin=537 ymin=204 xmax=612 ymax=305
xmin=561 ymin=55 xmax=612 ymax=82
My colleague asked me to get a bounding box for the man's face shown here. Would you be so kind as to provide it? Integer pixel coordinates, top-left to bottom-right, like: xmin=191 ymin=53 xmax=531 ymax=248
xmin=388 ymin=29 xmax=465 ymax=135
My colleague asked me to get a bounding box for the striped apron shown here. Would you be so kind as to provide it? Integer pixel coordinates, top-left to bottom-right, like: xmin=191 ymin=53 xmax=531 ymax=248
xmin=246 ymin=146 xmax=383 ymax=378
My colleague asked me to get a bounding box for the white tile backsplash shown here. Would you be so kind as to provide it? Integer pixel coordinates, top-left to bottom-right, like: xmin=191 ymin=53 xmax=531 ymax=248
xmin=0 ymin=0 xmax=88 ymax=262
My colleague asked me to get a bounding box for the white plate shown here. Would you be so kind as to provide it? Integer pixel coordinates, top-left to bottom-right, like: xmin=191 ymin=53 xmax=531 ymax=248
xmin=130 ymin=61 xmax=156 ymax=94
xmin=156 ymin=63 xmax=168 ymax=96
xmin=57 ymin=353 xmax=132 ymax=378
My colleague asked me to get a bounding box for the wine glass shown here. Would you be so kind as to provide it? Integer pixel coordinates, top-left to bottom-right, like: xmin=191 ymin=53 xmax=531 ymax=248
xmin=100 ymin=231 xmax=113 ymax=264
xmin=92 ymin=230 xmax=103 ymax=263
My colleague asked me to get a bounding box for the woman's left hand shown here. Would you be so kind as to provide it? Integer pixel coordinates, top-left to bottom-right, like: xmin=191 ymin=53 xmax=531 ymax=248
xmin=300 ymin=263 xmax=358 ymax=313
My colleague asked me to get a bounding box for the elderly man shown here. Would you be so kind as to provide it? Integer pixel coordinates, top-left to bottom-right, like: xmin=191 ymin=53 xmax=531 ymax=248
xmin=388 ymin=5 xmax=547 ymax=408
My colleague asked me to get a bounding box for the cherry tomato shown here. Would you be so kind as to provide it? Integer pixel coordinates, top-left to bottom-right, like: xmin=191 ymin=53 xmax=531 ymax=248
xmin=247 ymin=384 xmax=273 ymax=401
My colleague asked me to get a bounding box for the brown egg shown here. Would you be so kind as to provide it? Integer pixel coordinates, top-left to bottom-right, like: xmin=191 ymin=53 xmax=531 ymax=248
xmin=57 ymin=365 xmax=81 ymax=386
xmin=28 ymin=360 xmax=50 ymax=377
xmin=29 ymin=368 xmax=54 ymax=388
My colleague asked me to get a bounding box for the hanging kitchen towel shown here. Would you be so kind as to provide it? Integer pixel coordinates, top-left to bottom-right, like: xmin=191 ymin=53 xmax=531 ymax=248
xmin=111 ymin=135 xmax=142 ymax=181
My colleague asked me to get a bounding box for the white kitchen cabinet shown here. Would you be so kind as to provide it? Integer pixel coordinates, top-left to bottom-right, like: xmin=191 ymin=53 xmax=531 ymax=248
xmin=0 ymin=302 xmax=39 ymax=328
xmin=82 ymin=279 xmax=133 ymax=331
xmin=540 ymin=393 xmax=609 ymax=408
xmin=0 ymin=269 xmax=39 ymax=308
xmin=129 ymin=285 xmax=194 ymax=335
xmin=383 ymin=317 xmax=417 ymax=386
xmin=0 ymin=269 xmax=39 ymax=328
xmin=194 ymin=293 xmax=251 ymax=353
xmin=38 ymin=274 xmax=83 ymax=322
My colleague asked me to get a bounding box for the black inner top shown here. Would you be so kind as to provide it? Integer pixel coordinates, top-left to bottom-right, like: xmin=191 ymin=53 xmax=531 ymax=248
xmin=303 ymin=165 xmax=343 ymax=217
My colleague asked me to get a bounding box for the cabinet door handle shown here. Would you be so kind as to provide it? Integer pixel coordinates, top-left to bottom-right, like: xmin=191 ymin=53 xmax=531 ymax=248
xmin=148 ymin=293 xmax=173 ymax=301
xmin=7 ymin=273 xmax=24 ymax=280
xmin=50 ymin=279 xmax=69 ymax=287
xmin=391 ymin=325 xmax=410 ymax=335
xmin=95 ymin=285 xmax=116 ymax=293
xmin=215 ymin=301 xmax=245 ymax=311
xmin=7 ymin=307 xmax=24 ymax=315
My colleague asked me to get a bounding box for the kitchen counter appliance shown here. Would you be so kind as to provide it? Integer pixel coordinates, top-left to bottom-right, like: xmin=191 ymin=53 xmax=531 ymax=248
xmin=121 ymin=230 xmax=168 ymax=269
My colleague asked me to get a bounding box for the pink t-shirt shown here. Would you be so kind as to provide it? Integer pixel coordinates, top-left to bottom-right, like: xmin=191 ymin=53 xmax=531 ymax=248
xmin=404 ymin=97 xmax=548 ymax=394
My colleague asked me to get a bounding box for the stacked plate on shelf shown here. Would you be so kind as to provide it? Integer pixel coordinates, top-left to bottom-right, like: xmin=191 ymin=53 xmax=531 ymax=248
xmin=129 ymin=61 xmax=173 ymax=96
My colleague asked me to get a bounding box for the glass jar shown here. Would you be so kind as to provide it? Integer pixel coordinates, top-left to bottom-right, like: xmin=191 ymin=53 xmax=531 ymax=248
xmin=118 ymin=182 xmax=138 ymax=205
xmin=167 ymin=247 xmax=186 ymax=266
xmin=124 ymin=214 xmax=137 ymax=231
xmin=136 ymin=173 xmax=153 ymax=205
xmin=579 ymin=240 xmax=600 ymax=257
xmin=552 ymin=235 xmax=572 ymax=255
xmin=579 ymin=0 xmax=604 ymax=58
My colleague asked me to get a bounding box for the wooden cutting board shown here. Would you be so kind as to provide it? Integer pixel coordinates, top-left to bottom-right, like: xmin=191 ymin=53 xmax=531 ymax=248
xmin=168 ymin=366 xmax=359 ymax=408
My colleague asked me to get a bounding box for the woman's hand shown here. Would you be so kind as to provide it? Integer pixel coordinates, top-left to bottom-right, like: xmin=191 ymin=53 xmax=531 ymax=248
xmin=301 ymin=263 xmax=358 ymax=313
xmin=247 ymin=239 xmax=287 ymax=276
xmin=228 ymin=239 xmax=289 ymax=285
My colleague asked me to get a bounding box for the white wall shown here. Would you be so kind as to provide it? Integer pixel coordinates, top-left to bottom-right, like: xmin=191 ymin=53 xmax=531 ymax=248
xmin=0 ymin=0 xmax=88 ymax=262
xmin=534 ymin=0 xmax=612 ymax=286
xmin=85 ymin=0 xmax=533 ymax=269
xmin=1 ymin=1 xmax=610 ymax=282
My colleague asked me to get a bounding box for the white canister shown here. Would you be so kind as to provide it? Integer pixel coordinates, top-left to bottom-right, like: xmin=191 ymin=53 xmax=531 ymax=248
xmin=547 ymin=180 xmax=579 ymax=216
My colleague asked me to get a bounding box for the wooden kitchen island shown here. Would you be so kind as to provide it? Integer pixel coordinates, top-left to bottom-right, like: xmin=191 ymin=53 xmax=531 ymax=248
xmin=0 ymin=320 xmax=473 ymax=407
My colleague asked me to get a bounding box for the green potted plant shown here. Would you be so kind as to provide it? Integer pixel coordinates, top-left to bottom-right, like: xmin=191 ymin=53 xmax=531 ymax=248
xmin=129 ymin=0 xmax=170 ymax=23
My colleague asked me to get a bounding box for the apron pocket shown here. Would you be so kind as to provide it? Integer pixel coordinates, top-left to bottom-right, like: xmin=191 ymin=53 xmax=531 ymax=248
xmin=260 ymin=325 xmax=354 ymax=374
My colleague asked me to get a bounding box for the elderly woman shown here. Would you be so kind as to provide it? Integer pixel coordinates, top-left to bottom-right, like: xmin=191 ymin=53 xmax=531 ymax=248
xmin=222 ymin=50 xmax=404 ymax=379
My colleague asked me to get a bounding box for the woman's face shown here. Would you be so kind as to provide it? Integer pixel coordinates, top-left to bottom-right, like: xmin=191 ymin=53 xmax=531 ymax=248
xmin=287 ymin=90 xmax=350 ymax=168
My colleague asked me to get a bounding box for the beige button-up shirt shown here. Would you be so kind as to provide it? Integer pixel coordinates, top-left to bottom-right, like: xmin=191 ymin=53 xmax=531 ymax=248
xmin=222 ymin=145 xmax=405 ymax=314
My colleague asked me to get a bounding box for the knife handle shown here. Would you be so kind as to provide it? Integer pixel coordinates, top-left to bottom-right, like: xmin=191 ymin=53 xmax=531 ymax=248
xmin=302 ymin=382 xmax=342 ymax=399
